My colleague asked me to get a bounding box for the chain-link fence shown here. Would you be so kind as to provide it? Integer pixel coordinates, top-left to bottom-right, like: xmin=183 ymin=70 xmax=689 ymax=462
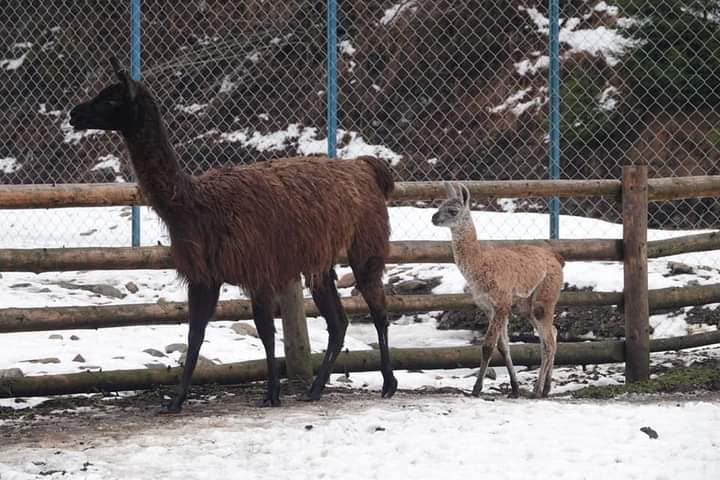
xmin=1 ymin=1 xmax=719 ymax=252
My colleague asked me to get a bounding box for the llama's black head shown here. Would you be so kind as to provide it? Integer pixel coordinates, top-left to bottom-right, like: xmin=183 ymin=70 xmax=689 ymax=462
xmin=70 ymin=57 xmax=144 ymax=132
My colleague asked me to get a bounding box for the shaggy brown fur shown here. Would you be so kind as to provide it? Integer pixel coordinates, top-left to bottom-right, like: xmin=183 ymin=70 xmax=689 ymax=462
xmin=432 ymin=183 xmax=564 ymax=398
xmin=69 ymin=59 xmax=398 ymax=412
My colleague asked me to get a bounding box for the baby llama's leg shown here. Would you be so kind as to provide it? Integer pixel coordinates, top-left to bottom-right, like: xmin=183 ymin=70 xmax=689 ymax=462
xmin=472 ymin=304 xmax=508 ymax=397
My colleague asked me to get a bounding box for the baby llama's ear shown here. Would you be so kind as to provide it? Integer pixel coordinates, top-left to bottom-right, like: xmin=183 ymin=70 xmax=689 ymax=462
xmin=460 ymin=184 xmax=471 ymax=208
xmin=443 ymin=181 xmax=457 ymax=199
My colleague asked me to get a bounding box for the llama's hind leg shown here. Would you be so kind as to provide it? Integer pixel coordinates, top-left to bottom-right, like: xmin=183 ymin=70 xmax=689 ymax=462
xmin=301 ymin=269 xmax=349 ymax=401
xmin=253 ymin=293 xmax=281 ymax=407
xmin=542 ymin=325 xmax=558 ymax=397
xmin=163 ymin=282 xmax=220 ymax=413
xmin=351 ymin=255 xmax=397 ymax=398
xmin=530 ymin=303 xmax=557 ymax=398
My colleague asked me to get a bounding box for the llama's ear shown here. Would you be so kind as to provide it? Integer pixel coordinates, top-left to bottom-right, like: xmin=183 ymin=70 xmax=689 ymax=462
xmin=460 ymin=184 xmax=471 ymax=207
xmin=109 ymin=56 xmax=137 ymax=101
xmin=443 ymin=181 xmax=456 ymax=199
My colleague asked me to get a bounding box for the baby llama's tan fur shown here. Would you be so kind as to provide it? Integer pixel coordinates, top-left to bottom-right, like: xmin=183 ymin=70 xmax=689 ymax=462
xmin=432 ymin=183 xmax=564 ymax=398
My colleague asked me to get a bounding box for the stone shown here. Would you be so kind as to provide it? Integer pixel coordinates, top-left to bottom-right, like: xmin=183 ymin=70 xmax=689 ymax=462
xmin=70 ymin=335 xmax=80 ymax=341
xmin=125 ymin=281 xmax=139 ymax=294
xmin=144 ymin=363 xmax=167 ymax=370
xmin=48 ymin=334 xmax=63 ymax=340
xmin=230 ymin=322 xmax=258 ymax=337
xmin=72 ymin=354 xmax=86 ymax=363
xmin=165 ymin=343 xmax=188 ymax=354
xmin=143 ymin=348 xmax=166 ymax=358
xmin=392 ymin=277 xmax=442 ymax=295
xmin=336 ymin=272 xmax=356 ymax=289
xmin=464 ymin=367 xmax=496 ymax=380
xmin=0 ymin=368 xmax=24 ymax=379
xmin=23 ymin=357 xmax=61 ymax=364
xmin=667 ymin=261 xmax=694 ymax=275
xmin=58 ymin=281 xmax=126 ymax=299
xmin=179 ymin=353 xmax=216 ymax=368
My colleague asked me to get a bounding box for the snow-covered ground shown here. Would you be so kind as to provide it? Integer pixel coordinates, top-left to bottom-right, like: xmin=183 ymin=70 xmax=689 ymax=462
xmin=1 ymin=394 xmax=719 ymax=480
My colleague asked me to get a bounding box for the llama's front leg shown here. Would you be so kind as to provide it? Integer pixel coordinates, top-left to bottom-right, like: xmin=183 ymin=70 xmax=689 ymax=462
xmin=497 ymin=327 xmax=519 ymax=398
xmin=163 ymin=282 xmax=220 ymax=413
xmin=252 ymin=296 xmax=281 ymax=407
xmin=472 ymin=305 xmax=501 ymax=397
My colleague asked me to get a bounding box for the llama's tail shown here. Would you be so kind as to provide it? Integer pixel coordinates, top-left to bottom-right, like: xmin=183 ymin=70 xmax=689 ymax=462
xmin=360 ymin=156 xmax=395 ymax=198
xmin=553 ymin=251 xmax=566 ymax=267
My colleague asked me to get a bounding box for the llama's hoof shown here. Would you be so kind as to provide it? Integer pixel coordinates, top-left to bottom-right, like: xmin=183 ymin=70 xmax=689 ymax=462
xmin=297 ymin=390 xmax=322 ymax=402
xmin=257 ymin=397 xmax=281 ymax=408
xmin=507 ymin=390 xmax=520 ymax=399
xmin=381 ymin=377 xmax=398 ymax=398
xmin=158 ymin=399 xmax=184 ymax=415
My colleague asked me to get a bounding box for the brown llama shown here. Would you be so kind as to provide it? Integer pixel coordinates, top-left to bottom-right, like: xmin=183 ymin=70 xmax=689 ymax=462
xmin=69 ymin=57 xmax=397 ymax=413
xmin=432 ymin=183 xmax=564 ymax=398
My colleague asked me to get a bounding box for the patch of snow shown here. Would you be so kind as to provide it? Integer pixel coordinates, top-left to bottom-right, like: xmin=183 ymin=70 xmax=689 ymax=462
xmin=0 ymin=157 xmax=21 ymax=174
xmin=520 ymin=6 xmax=640 ymax=66
xmin=490 ymin=88 xmax=547 ymax=116
xmin=218 ymin=124 xmax=402 ymax=165
xmin=339 ymin=40 xmax=357 ymax=56
xmin=0 ymin=51 xmax=29 ymax=70
xmin=514 ymin=55 xmax=549 ymax=76
xmin=38 ymin=103 xmax=62 ymax=117
xmin=496 ymin=198 xmax=518 ymax=213
xmin=381 ymin=1 xmax=418 ymax=25
xmin=61 ymin=114 xmax=104 ymax=144
xmin=598 ymin=86 xmax=619 ymax=111
xmin=594 ymin=1 xmax=620 ymax=16
xmin=92 ymin=154 xmax=121 ymax=173
xmin=175 ymin=103 xmax=207 ymax=115
xmin=219 ymin=75 xmax=236 ymax=93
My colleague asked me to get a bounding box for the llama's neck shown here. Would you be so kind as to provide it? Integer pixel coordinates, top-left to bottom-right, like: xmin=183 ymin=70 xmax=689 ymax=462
xmin=449 ymin=214 xmax=480 ymax=266
xmin=122 ymin=96 xmax=190 ymax=214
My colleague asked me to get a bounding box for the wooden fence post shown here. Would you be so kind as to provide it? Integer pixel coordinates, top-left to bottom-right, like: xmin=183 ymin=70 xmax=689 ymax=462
xmin=277 ymin=278 xmax=313 ymax=392
xmin=622 ymin=164 xmax=650 ymax=382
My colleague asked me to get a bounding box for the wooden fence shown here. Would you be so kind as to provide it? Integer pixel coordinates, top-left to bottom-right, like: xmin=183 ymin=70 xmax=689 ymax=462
xmin=2 ymin=166 xmax=720 ymax=397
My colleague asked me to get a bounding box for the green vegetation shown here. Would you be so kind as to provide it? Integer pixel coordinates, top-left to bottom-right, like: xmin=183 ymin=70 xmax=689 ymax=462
xmin=617 ymin=0 xmax=720 ymax=111
xmin=571 ymin=359 xmax=720 ymax=399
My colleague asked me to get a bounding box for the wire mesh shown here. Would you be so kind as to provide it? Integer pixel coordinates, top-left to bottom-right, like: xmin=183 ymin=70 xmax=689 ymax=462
xmin=0 ymin=1 xmax=719 ymax=255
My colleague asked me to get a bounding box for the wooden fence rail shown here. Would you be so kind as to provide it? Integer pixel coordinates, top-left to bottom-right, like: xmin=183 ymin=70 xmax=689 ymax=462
xmin=1 ymin=232 xmax=719 ymax=273
xmin=2 ymin=175 xmax=720 ymax=209
xmin=3 ymin=283 xmax=720 ymax=334
xmin=3 ymin=330 xmax=719 ymax=399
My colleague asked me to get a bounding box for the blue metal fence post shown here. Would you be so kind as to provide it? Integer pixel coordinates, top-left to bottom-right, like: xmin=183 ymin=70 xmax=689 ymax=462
xmin=326 ymin=0 xmax=338 ymax=159
xmin=130 ymin=0 xmax=142 ymax=246
xmin=548 ymin=0 xmax=561 ymax=239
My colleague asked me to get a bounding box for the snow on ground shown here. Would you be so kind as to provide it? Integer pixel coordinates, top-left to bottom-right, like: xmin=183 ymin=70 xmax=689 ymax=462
xmin=1 ymin=395 xmax=719 ymax=480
